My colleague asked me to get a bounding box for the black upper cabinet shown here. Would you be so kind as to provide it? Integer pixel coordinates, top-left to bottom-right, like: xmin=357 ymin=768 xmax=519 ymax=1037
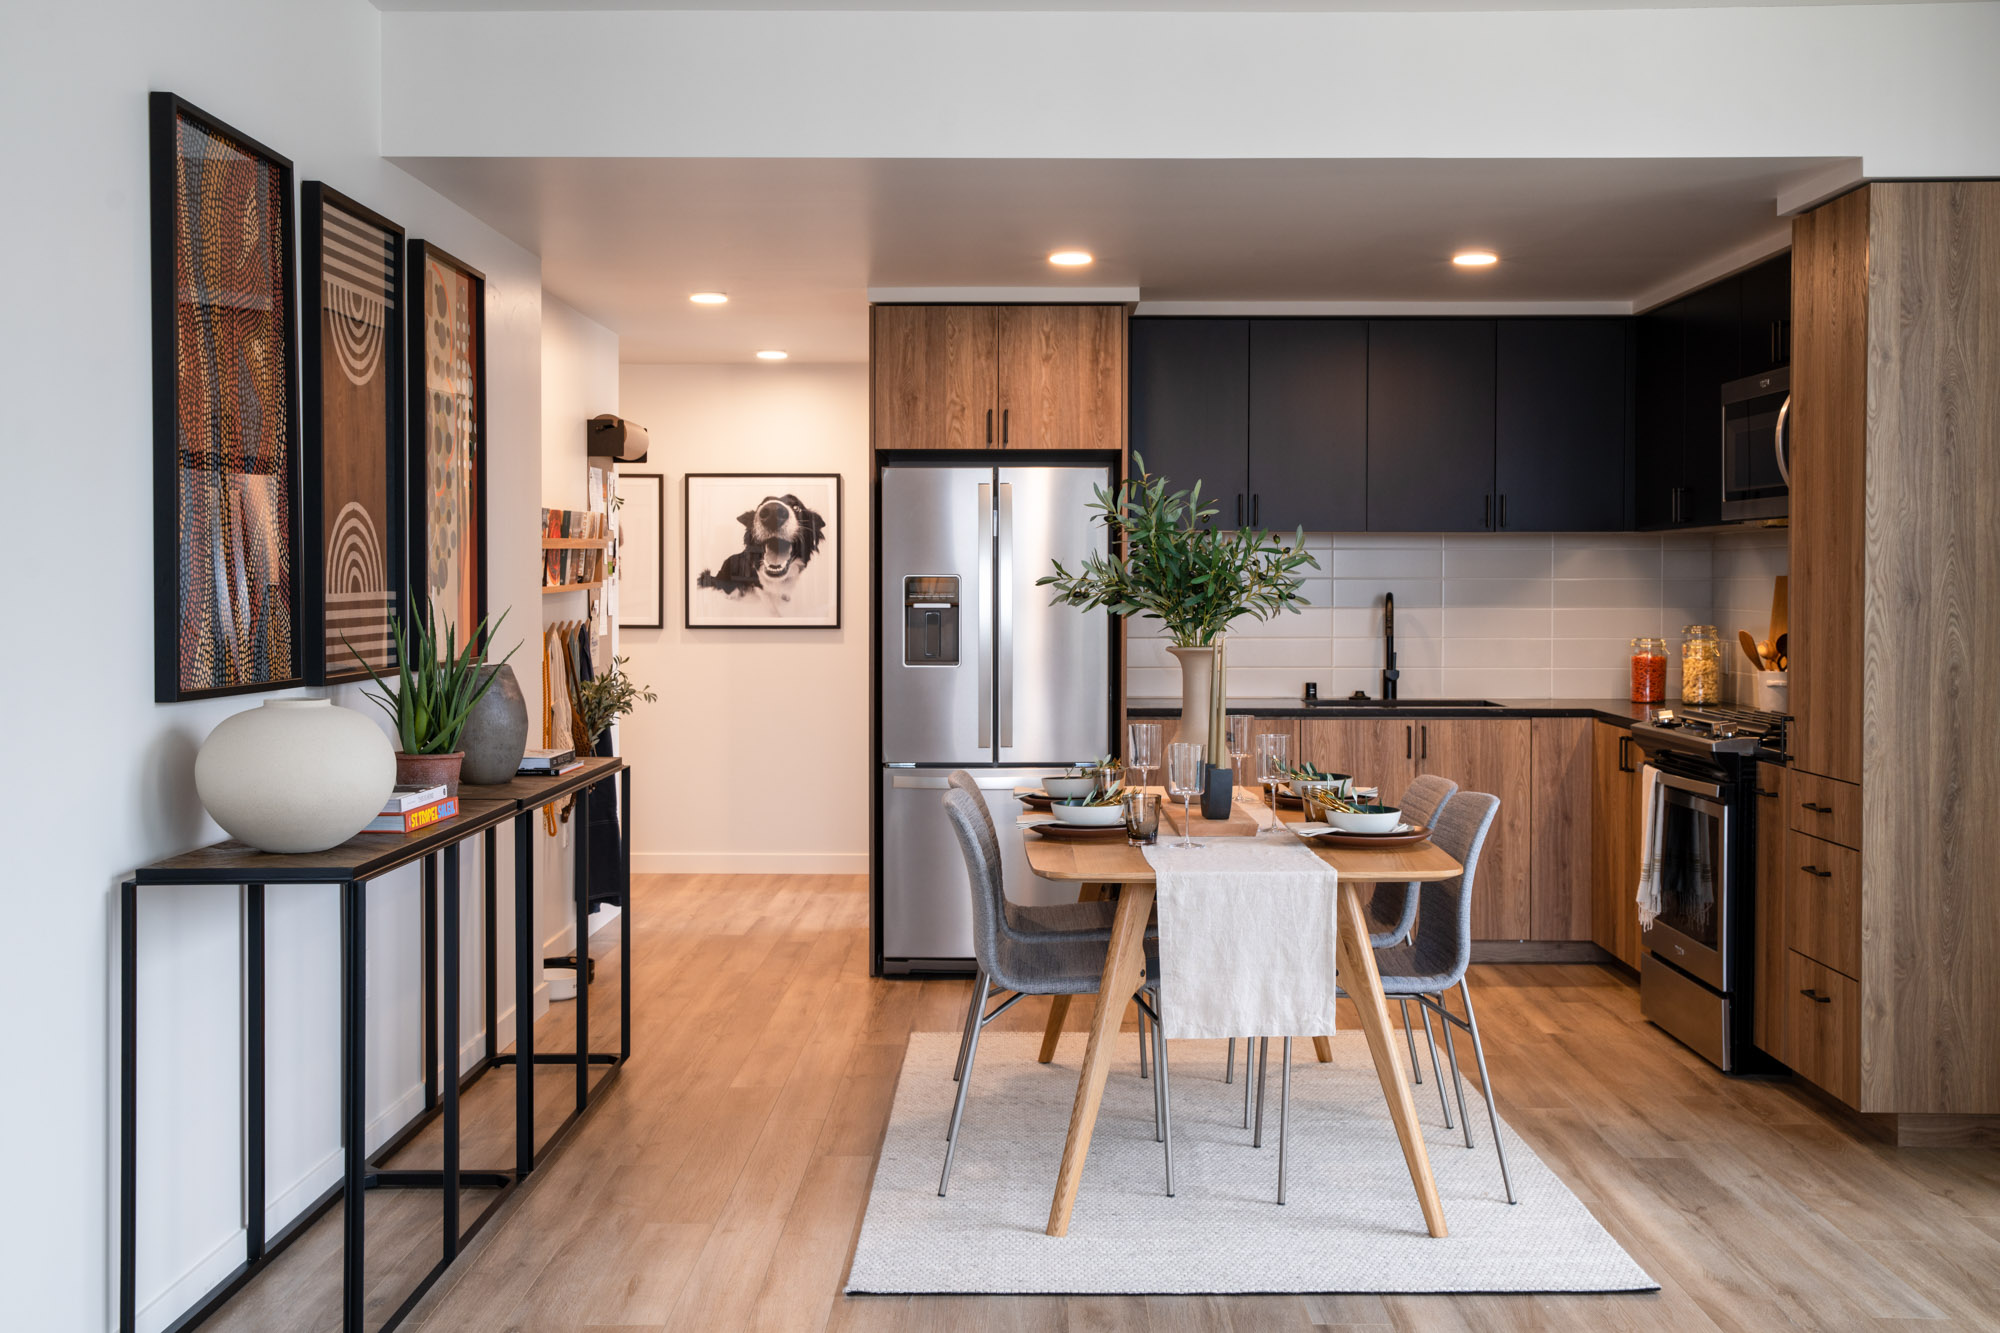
xmin=1495 ymin=320 xmax=1630 ymax=532
xmin=1634 ymin=300 xmax=1685 ymax=528
xmin=1674 ymin=276 xmax=1740 ymax=527
xmin=1248 ymin=320 xmax=1367 ymax=532
xmin=1737 ymin=254 xmax=1792 ymax=377
xmin=1366 ymin=320 xmax=1496 ymax=532
xmin=1129 ymin=319 xmax=1249 ymax=522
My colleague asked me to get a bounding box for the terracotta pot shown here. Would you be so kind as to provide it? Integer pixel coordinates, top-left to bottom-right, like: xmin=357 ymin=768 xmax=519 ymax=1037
xmin=396 ymin=750 xmax=465 ymax=798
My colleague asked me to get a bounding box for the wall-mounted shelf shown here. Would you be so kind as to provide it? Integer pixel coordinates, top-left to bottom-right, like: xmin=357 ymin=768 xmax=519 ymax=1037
xmin=542 ymin=580 xmax=604 ymax=595
xmin=541 ymin=537 xmax=609 ymax=550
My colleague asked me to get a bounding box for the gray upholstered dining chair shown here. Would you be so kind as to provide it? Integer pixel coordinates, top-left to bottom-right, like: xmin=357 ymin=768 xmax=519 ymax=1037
xmin=1269 ymin=790 xmax=1513 ymax=1206
xmin=938 ymin=787 xmax=1176 ymax=1198
xmin=945 ymin=770 xmax=1161 ymax=1083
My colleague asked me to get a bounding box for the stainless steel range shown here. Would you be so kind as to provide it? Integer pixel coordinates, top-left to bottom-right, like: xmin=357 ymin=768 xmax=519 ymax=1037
xmin=1629 ymin=704 xmax=1790 ymax=1071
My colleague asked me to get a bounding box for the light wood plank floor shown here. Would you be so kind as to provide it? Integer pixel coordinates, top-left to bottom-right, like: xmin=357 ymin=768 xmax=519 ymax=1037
xmin=248 ymin=873 xmax=2000 ymax=1332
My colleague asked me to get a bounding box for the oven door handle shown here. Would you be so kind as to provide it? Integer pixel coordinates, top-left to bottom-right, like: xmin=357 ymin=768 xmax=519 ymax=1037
xmin=1774 ymin=394 xmax=1792 ymax=487
xmin=1656 ymin=771 xmax=1728 ymax=801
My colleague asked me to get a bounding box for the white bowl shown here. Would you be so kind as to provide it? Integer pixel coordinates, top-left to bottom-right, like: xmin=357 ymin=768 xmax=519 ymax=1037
xmin=1326 ymin=804 xmax=1403 ymax=834
xmin=1051 ymin=802 xmax=1125 ymax=826
xmin=1044 ymin=775 xmax=1098 ymax=799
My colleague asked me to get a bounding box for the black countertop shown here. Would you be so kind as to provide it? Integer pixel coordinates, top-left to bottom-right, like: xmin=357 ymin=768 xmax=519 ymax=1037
xmin=1124 ymin=696 xmax=1658 ymax=728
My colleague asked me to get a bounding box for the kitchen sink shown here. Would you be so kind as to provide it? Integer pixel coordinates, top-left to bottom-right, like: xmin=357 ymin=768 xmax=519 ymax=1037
xmin=1304 ymin=697 xmax=1506 ymax=709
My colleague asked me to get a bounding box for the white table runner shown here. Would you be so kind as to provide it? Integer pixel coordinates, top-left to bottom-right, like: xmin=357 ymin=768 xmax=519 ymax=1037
xmin=1143 ymin=832 xmax=1340 ymax=1040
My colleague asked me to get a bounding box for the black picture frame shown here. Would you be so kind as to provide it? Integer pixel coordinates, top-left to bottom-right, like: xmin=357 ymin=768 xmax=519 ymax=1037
xmin=150 ymin=92 xmax=302 ymax=702
xmin=301 ymin=183 xmax=406 ymax=684
xmin=406 ymin=240 xmax=488 ymax=639
xmin=683 ymin=473 xmax=843 ymax=629
xmin=615 ymin=473 xmax=665 ymax=630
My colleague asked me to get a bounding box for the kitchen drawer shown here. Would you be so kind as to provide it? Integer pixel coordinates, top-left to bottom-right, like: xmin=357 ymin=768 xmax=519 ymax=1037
xmin=1784 ymin=832 xmax=1861 ymax=979
xmin=1784 ymin=950 xmax=1860 ymax=1105
xmin=1790 ymin=770 xmax=1862 ymax=850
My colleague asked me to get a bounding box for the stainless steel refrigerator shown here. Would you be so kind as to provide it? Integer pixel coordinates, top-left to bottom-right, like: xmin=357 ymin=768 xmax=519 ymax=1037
xmin=875 ymin=460 xmax=1116 ymax=973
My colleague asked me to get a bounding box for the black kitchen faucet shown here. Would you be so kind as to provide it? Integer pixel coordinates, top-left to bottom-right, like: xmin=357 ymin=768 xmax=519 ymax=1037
xmin=1382 ymin=591 xmax=1400 ymax=701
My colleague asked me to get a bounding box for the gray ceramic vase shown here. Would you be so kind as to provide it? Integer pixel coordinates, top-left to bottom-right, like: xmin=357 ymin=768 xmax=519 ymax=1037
xmin=460 ymin=663 xmax=530 ymax=785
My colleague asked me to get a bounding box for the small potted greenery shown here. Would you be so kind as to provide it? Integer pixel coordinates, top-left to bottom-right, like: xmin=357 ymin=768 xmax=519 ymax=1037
xmin=1039 ymin=456 xmax=1317 ymax=816
xmin=572 ymin=655 xmax=659 ymax=751
xmin=349 ymin=606 xmax=515 ymax=796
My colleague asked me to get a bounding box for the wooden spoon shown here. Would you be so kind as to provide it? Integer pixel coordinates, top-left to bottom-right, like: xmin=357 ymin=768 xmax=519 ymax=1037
xmin=1740 ymin=630 xmax=1767 ymax=671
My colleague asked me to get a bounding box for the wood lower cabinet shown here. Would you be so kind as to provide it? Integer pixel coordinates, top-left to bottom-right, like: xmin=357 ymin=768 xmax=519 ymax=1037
xmin=1299 ymin=718 xmax=1418 ymax=805
xmin=1529 ymin=717 xmax=1593 ymax=942
xmin=1590 ymin=720 xmax=1643 ymax=969
xmin=1785 ymin=832 xmax=1861 ymax=981
xmin=871 ymin=304 xmax=1124 ymax=453
xmin=1785 ymin=950 xmax=1861 ymax=1105
xmin=1752 ymin=763 xmax=1790 ymax=1057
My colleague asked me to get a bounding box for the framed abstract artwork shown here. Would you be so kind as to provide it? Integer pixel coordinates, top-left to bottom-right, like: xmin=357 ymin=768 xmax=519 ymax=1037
xmin=615 ymin=473 xmax=664 ymax=630
xmin=301 ymin=184 xmax=405 ymax=684
xmin=684 ymin=474 xmax=842 ymax=629
xmin=149 ymin=93 xmax=301 ymax=701
xmin=407 ymin=241 xmax=487 ymax=639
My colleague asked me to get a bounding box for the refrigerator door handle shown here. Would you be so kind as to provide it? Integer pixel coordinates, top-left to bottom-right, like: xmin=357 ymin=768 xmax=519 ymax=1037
xmin=997 ymin=482 xmax=1014 ymax=749
xmin=976 ymin=482 xmax=993 ymax=750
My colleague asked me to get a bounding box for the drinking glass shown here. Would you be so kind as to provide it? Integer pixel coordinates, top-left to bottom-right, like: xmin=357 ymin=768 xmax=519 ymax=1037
xmin=1127 ymin=721 xmax=1161 ymax=796
xmin=1123 ymin=790 xmax=1159 ymax=846
xmin=1255 ymin=732 xmax=1291 ymax=834
xmin=1166 ymin=741 xmax=1204 ymax=851
xmin=1226 ymin=716 xmax=1252 ymax=783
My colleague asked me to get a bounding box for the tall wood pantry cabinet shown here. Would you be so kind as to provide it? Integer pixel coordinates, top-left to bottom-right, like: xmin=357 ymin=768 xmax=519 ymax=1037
xmin=1785 ymin=182 xmax=2000 ymax=1126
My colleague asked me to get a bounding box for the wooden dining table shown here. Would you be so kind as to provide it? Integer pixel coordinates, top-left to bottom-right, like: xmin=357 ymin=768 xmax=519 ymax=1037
xmin=1021 ymin=791 xmax=1461 ymax=1239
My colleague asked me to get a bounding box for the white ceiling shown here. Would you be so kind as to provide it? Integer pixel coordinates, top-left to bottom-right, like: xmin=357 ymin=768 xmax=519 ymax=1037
xmin=372 ymin=0 xmax=1973 ymax=10
xmin=395 ymin=156 xmax=1828 ymax=364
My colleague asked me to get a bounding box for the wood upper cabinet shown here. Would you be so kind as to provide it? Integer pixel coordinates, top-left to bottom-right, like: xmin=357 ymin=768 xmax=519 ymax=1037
xmin=1789 ymin=190 xmax=1867 ymax=786
xmin=1590 ymin=720 xmax=1643 ymax=969
xmin=1366 ymin=320 xmax=1497 ymax=532
xmin=1415 ymin=718 xmax=1531 ymax=940
xmin=1529 ymin=717 xmax=1593 ymax=942
xmin=871 ymin=305 xmax=998 ymax=450
xmin=996 ymin=305 xmax=1124 ymax=451
xmin=1495 ymin=320 xmax=1630 ymax=532
xmin=871 ymin=304 xmax=1124 ymax=452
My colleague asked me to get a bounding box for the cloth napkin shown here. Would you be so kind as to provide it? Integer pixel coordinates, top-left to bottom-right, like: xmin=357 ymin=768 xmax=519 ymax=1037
xmin=1143 ymin=833 xmax=1340 ymax=1041
xmin=1635 ymin=763 xmax=1664 ymax=928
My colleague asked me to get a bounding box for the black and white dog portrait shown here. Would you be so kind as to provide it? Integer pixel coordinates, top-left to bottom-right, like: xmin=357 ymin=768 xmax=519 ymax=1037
xmin=685 ymin=475 xmax=841 ymax=627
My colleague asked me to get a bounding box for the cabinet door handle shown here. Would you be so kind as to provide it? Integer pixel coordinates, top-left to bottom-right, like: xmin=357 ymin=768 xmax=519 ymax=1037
xmin=1799 ymin=988 xmax=1832 ymax=1005
xmin=1405 ymin=725 xmax=1412 ymax=759
xmin=1420 ymin=725 xmax=1428 ymax=761
xmin=1236 ymin=494 xmax=1244 ymax=527
xmin=1801 ymin=865 xmax=1832 ymax=878
xmin=1252 ymin=494 xmax=1260 ymax=526
xmin=986 ymin=408 xmax=993 ymax=444
xmin=1800 ymin=802 xmax=1832 ymax=814
xmin=1001 ymin=408 xmax=1009 ymax=446
xmin=1498 ymin=494 xmax=1507 ymax=528
xmin=1484 ymin=494 xmax=1492 ymax=529
xmin=1755 ymin=788 xmax=1780 ymax=798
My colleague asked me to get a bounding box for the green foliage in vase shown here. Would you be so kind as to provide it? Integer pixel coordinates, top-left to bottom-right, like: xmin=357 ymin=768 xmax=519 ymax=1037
xmin=347 ymin=607 xmax=515 ymax=756
xmin=574 ymin=655 xmax=659 ymax=746
xmin=1036 ymin=455 xmax=1319 ymax=648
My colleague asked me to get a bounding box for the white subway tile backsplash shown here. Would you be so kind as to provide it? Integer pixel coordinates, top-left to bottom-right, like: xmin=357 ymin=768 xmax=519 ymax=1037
xmin=1553 ymin=607 xmax=1661 ymax=639
xmin=1333 ymin=545 xmax=1443 ymax=579
xmin=1445 ymin=606 xmax=1553 ymax=638
xmin=1441 ymin=638 xmax=1553 ymax=669
xmin=1442 ymin=666 xmax=1554 ymax=697
xmin=1445 ymin=578 xmax=1554 ymax=608
xmin=1553 ymin=546 xmax=1658 ymax=580
xmin=1444 ymin=547 xmax=1553 ymax=580
xmin=1329 ymin=579 xmax=1443 ymax=608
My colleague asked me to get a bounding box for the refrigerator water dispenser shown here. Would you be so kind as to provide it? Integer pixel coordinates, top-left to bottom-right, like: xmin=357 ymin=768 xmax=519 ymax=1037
xmin=902 ymin=576 xmax=960 ymax=666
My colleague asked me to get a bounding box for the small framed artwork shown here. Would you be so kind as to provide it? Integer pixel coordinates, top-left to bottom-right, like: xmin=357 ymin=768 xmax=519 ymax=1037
xmin=616 ymin=473 xmax=665 ymax=630
xmin=407 ymin=240 xmax=487 ymax=638
xmin=150 ymin=92 xmax=302 ymax=701
xmin=301 ymin=183 xmax=405 ymax=683
xmin=685 ymin=474 xmax=842 ymax=628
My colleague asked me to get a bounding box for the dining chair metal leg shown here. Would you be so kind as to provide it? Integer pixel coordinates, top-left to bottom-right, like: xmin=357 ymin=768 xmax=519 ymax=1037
xmin=1276 ymin=1037 xmax=1293 ymax=1205
xmin=1253 ymin=1036 xmax=1270 ymax=1148
xmin=1418 ymin=1001 xmax=1454 ymax=1129
xmin=1459 ymin=980 xmax=1516 ymax=1204
xmin=953 ymin=970 xmax=985 ymax=1085
xmin=938 ymin=973 xmax=991 ymax=1195
xmin=1224 ymin=1036 xmax=1235 ymax=1084
xmin=1154 ymin=1006 xmax=1175 ymax=1197
xmin=1243 ymin=1035 xmax=1257 ymax=1127
xmin=1435 ymin=992 xmax=1475 ymax=1150
xmin=1147 ymin=1002 xmax=1165 ymax=1144
xmin=1138 ymin=1006 xmax=1150 ymax=1080
xmin=1398 ymin=997 xmax=1424 ymax=1085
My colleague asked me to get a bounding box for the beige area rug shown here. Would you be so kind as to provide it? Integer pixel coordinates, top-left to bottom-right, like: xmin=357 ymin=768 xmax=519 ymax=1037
xmin=847 ymin=1032 xmax=1656 ymax=1295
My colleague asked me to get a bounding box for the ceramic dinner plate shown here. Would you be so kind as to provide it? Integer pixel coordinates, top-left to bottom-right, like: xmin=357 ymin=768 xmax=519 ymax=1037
xmin=1291 ymin=820 xmax=1432 ymax=849
xmin=1023 ymin=820 xmax=1129 ymax=841
xmin=1016 ymin=790 xmax=1056 ymax=810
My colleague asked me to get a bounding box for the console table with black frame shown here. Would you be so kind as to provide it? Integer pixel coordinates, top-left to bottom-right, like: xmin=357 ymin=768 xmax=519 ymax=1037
xmin=119 ymin=757 xmax=631 ymax=1333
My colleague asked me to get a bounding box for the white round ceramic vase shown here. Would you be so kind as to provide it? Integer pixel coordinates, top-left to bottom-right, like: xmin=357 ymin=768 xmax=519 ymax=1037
xmin=194 ymin=699 xmax=397 ymax=853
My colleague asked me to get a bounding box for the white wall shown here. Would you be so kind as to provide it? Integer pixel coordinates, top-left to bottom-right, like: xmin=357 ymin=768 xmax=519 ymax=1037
xmin=0 ymin=3 xmax=564 ymax=1328
xmin=615 ymin=364 xmax=871 ymax=873
xmin=381 ymin=5 xmax=2000 ymax=177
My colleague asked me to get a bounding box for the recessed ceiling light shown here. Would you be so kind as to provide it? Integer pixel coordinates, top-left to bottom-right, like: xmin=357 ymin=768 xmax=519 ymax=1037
xmin=1452 ymin=251 xmax=1498 ymax=267
xmin=1048 ymin=250 xmax=1094 ymax=267
xmin=689 ymin=291 xmax=729 ymax=305
xmin=756 ymin=349 xmax=788 ymax=361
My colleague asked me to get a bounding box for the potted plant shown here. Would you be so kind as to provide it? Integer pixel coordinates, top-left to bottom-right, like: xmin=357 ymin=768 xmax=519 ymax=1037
xmin=572 ymin=654 xmax=659 ymax=751
xmin=349 ymin=606 xmax=516 ymax=796
xmin=1039 ymin=456 xmax=1317 ymax=816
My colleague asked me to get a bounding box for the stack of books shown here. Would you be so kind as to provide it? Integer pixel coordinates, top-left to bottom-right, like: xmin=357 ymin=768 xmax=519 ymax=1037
xmin=519 ymin=748 xmax=583 ymax=777
xmin=362 ymin=783 xmax=458 ymax=834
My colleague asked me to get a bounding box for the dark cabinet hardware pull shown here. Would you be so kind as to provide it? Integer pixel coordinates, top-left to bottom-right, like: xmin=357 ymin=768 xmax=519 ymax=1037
xmin=1001 ymin=409 xmax=1009 ymax=445
xmin=1755 ymin=788 xmax=1780 ymax=798
xmin=1421 ymin=725 xmax=1429 ymax=761
xmin=1484 ymin=494 xmax=1492 ymax=528
xmin=1252 ymin=494 xmax=1260 ymax=526
xmin=1801 ymin=802 xmax=1831 ymax=814
xmin=1802 ymin=865 xmax=1832 ymax=878
xmin=1405 ymin=725 xmax=1412 ymax=759
xmin=1618 ymin=735 xmax=1634 ymax=773
xmin=986 ymin=409 xmax=993 ymax=444
xmin=1498 ymin=494 xmax=1507 ymax=528
xmin=1799 ymin=988 xmax=1832 ymax=1005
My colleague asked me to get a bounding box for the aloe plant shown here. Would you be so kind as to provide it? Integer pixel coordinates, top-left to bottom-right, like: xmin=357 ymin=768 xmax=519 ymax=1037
xmin=348 ymin=607 xmax=516 ymax=755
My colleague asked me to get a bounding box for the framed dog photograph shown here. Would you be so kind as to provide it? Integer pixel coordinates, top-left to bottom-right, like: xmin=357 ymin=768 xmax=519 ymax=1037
xmin=684 ymin=474 xmax=842 ymax=628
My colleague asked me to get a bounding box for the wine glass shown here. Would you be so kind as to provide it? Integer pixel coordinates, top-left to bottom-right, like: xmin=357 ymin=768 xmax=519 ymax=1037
xmin=1127 ymin=721 xmax=1161 ymax=797
xmin=1226 ymin=716 xmax=1252 ymax=794
xmin=1166 ymin=741 xmax=1204 ymax=851
xmin=1255 ymin=732 xmax=1291 ymax=834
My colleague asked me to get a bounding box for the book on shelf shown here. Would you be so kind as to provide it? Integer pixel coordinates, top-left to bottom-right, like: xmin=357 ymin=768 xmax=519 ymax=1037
xmin=382 ymin=783 xmax=448 ymax=813
xmin=362 ymin=796 xmax=457 ymax=834
xmin=519 ymin=747 xmax=576 ymax=773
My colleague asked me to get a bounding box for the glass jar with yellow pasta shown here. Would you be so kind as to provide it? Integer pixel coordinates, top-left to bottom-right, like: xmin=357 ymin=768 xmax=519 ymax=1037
xmin=1680 ymin=624 xmax=1723 ymax=704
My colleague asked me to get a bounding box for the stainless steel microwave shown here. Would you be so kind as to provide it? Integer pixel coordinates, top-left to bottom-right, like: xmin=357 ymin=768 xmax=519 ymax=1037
xmin=1720 ymin=367 xmax=1790 ymax=522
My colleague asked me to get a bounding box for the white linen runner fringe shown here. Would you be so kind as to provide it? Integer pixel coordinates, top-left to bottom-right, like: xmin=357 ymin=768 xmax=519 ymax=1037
xmin=1144 ymin=834 xmax=1340 ymax=1041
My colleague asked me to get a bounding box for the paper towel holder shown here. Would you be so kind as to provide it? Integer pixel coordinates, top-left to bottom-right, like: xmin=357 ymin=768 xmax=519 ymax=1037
xmin=587 ymin=414 xmax=649 ymax=463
